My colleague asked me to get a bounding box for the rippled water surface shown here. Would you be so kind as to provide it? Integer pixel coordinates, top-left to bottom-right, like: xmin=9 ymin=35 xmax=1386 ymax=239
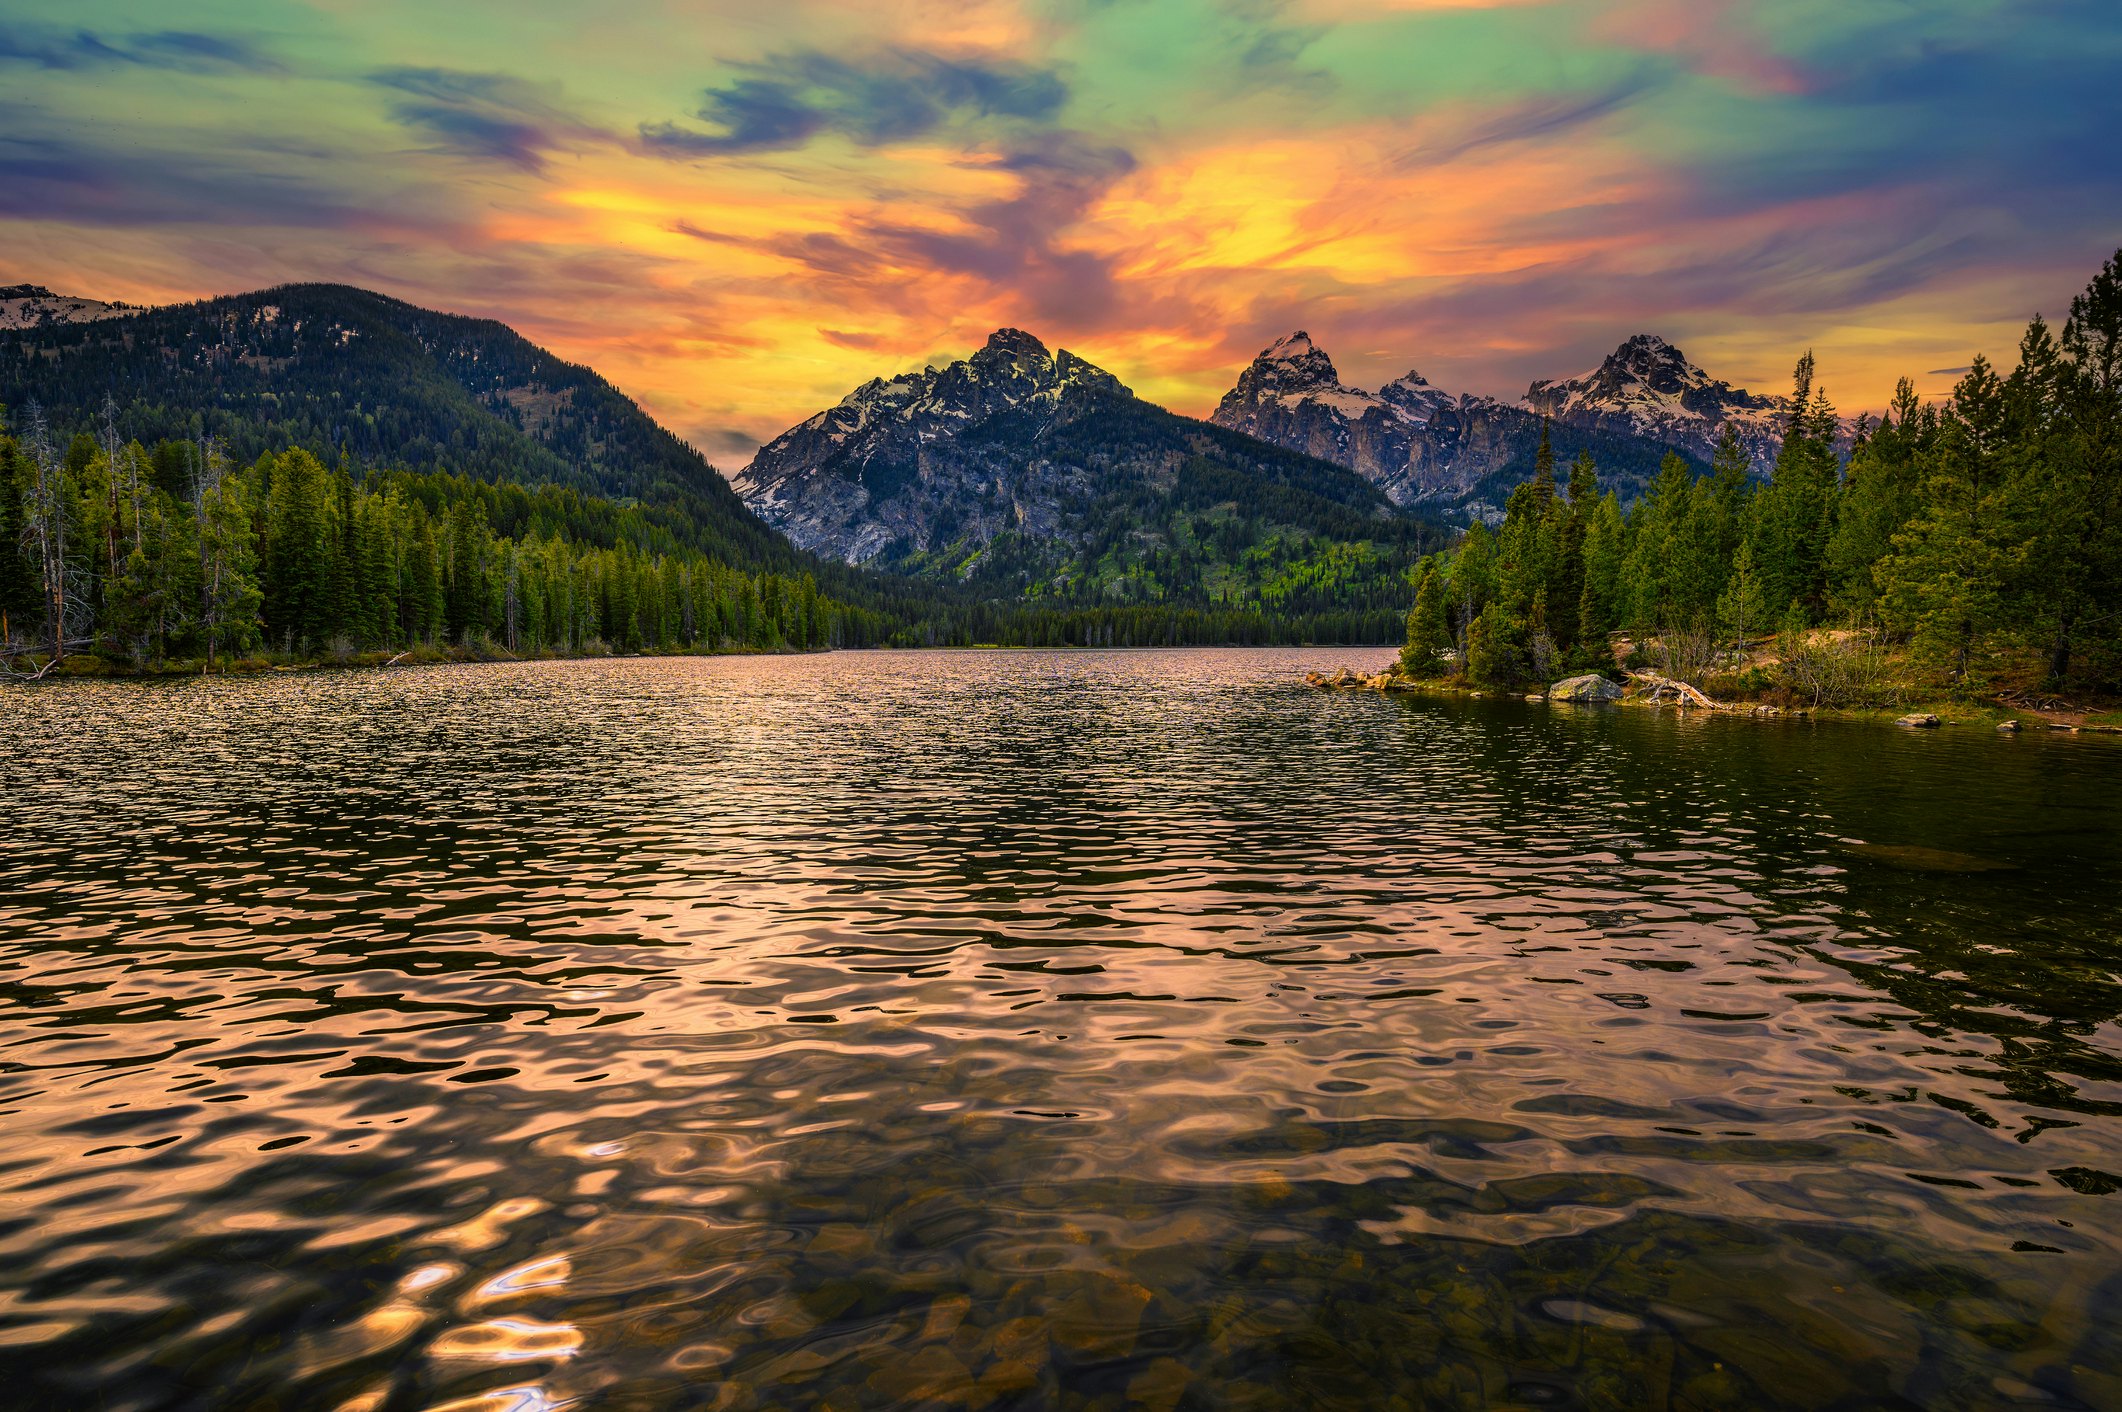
xmin=3 ymin=649 xmax=2121 ymax=1411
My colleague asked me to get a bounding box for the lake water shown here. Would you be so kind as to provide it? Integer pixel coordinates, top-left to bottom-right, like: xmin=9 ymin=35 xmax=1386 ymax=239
xmin=1 ymin=648 xmax=2119 ymax=1411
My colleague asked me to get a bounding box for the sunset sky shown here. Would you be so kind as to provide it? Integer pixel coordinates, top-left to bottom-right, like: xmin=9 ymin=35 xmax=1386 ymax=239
xmin=3 ymin=0 xmax=2118 ymax=466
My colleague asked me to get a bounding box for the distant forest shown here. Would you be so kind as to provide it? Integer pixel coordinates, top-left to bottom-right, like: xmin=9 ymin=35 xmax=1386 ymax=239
xmin=1401 ymin=251 xmax=2122 ymax=698
xmin=0 ymin=420 xmax=1410 ymax=672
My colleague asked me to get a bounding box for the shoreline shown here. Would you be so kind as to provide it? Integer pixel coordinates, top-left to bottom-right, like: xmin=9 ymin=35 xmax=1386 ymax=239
xmin=1 ymin=640 xmax=1397 ymax=684
xmin=1304 ymin=666 xmax=2122 ymax=735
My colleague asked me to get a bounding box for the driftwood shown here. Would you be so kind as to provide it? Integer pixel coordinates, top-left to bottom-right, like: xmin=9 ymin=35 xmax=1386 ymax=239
xmin=383 ymin=649 xmax=414 ymax=668
xmin=0 ymin=655 xmax=62 ymax=683
xmin=1627 ymin=670 xmax=1726 ymax=710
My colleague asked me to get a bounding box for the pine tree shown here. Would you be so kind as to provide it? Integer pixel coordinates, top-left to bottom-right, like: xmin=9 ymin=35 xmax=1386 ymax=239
xmin=1877 ymin=358 xmax=2027 ymax=683
xmin=1399 ymin=556 xmax=1451 ymax=676
xmin=1717 ymin=538 xmax=1768 ymax=647
xmin=2043 ymin=249 xmax=2122 ymax=685
xmin=198 ymin=465 xmax=261 ymax=662
xmin=262 ymin=450 xmax=335 ymax=654
xmin=1464 ymin=600 xmax=1524 ymax=689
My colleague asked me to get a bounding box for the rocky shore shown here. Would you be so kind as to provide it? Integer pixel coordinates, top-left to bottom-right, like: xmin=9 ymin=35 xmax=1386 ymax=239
xmin=1302 ymin=667 xmax=2122 ymax=734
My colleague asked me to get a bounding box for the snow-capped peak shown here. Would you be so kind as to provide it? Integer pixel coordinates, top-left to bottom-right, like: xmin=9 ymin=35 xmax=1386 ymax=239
xmin=1525 ymin=334 xmax=1776 ymax=428
xmin=736 ymin=329 xmax=1129 ymax=497
xmin=1520 ymin=333 xmax=1806 ymax=468
xmin=1262 ymin=331 xmax=1320 ymax=362
xmin=1220 ymin=333 xmax=1466 ymax=428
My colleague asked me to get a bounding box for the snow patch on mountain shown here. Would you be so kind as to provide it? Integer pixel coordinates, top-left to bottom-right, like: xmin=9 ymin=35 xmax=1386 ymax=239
xmin=733 ymin=328 xmax=1131 ymax=562
xmin=0 ymin=284 xmax=146 ymax=331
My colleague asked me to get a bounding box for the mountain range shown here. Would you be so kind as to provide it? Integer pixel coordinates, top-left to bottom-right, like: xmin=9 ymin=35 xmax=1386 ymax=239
xmin=736 ymin=326 xmax=1811 ymax=566
xmin=1 ymin=277 xmax=1821 ymax=624
xmin=733 ymin=327 xmax=1443 ymax=603
xmin=1206 ymin=329 xmax=1808 ymax=520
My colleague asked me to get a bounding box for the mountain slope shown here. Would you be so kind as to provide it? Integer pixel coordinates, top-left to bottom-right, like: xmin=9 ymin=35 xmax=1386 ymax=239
xmin=735 ymin=329 xmax=1449 ymax=608
xmin=0 ymin=283 xmax=790 ymax=569
xmin=0 ymin=284 xmax=146 ymax=331
xmin=1210 ymin=333 xmax=1691 ymax=520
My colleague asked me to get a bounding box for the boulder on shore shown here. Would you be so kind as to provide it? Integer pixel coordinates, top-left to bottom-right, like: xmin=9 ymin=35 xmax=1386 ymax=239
xmin=1896 ymin=713 xmax=1941 ymax=729
xmin=1549 ymin=674 xmax=1623 ymax=703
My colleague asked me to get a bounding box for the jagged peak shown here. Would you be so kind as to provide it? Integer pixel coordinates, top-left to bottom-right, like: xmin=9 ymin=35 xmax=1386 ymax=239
xmin=1237 ymin=331 xmax=1341 ymax=393
xmin=979 ymin=327 xmax=1051 ymax=360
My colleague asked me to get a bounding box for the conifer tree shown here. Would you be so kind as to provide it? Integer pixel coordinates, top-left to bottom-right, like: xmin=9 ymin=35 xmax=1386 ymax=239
xmin=1877 ymin=358 xmax=2026 ymax=681
xmin=1399 ymin=556 xmax=1451 ymax=676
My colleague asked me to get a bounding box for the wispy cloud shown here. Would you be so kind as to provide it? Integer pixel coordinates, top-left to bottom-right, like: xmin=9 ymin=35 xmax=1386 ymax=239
xmin=640 ymin=48 xmax=1067 ymax=157
xmin=0 ymin=25 xmax=282 ymax=74
xmin=371 ymin=68 xmax=610 ymax=172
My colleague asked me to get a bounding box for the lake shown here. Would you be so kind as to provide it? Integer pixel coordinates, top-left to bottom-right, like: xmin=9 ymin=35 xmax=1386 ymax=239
xmin=1 ymin=648 xmax=2118 ymax=1411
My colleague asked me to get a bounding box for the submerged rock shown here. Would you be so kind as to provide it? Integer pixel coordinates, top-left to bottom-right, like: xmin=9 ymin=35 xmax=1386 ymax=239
xmin=1549 ymin=674 xmax=1623 ymax=703
xmin=1846 ymin=841 xmax=2015 ymax=873
xmin=1897 ymin=713 xmax=1941 ymax=728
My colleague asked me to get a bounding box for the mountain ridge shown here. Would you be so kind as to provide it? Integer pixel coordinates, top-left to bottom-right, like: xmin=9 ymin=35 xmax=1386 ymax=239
xmin=1210 ymin=330 xmax=1699 ymax=518
xmin=732 ymin=327 xmax=1448 ymax=608
xmin=0 ymin=281 xmax=793 ymax=570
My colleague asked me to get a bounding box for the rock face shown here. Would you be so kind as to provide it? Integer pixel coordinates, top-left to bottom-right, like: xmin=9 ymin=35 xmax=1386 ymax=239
xmin=1523 ymin=334 xmax=1795 ymax=470
xmin=1549 ymin=674 xmax=1624 ymax=703
xmin=1211 ymin=333 xmax=1714 ymax=522
xmin=1210 ymin=333 xmax=1494 ymax=513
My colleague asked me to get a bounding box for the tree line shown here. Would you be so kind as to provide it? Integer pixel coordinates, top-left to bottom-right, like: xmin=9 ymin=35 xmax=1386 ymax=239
xmin=0 ymin=403 xmax=1419 ymax=672
xmin=0 ymin=410 xmax=852 ymax=672
xmin=1401 ymin=250 xmax=2122 ymax=698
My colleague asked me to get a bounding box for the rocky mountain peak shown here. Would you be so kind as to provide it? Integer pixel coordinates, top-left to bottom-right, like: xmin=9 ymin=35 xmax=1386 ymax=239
xmin=1239 ymin=331 xmax=1341 ymax=393
xmin=1595 ymin=334 xmax=1695 ymax=395
xmin=976 ymin=327 xmax=1051 ymax=362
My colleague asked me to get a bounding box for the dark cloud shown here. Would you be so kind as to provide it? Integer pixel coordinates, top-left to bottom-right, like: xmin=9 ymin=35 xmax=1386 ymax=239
xmin=777 ymin=137 xmax=1141 ymax=330
xmin=640 ymin=49 xmax=1067 ymax=157
xmin=0 ymin=116 xmax=456 ymax=236
xmin=370 ymin=68 xmax=608 ymax=173
xmin=0 ymin=26 xmax=281 ymax=73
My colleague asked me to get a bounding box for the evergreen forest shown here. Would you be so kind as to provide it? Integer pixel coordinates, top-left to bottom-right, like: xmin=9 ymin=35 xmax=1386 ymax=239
xmin=1398 ymin=251 xmax=2122 ymax=702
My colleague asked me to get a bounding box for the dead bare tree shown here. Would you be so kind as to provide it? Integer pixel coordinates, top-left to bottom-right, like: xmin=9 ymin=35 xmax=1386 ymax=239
xmin=6 ymin=403 xmax=95 ymax=680
xmin=503 ymin=543 xmax=521 ymax=653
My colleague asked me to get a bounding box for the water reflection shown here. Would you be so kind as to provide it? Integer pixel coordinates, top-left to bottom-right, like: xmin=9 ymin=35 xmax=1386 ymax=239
xmin=0 ymin=650 xmax=2117 ymax=1410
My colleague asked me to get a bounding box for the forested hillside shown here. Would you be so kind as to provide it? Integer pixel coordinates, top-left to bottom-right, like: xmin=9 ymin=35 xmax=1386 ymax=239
xmin=1399 ymin=251 xmax=2122 ymax=700
xmin=0 ymin=418 xmax=865 ymax=669
xmin=0 ymin=284 xmax=788 ymax=569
